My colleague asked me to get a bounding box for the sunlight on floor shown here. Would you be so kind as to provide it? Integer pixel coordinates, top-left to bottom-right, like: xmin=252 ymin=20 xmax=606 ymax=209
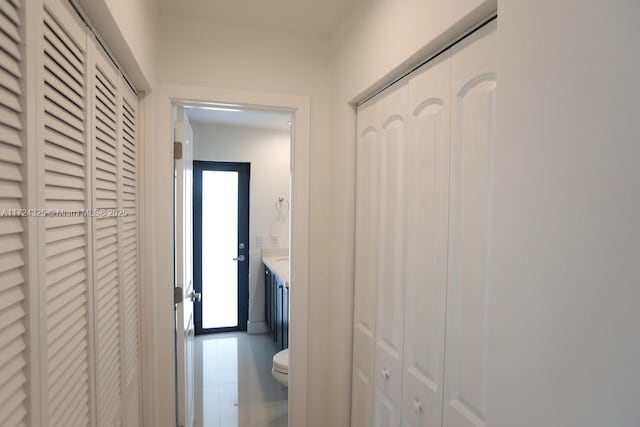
xmin=194 ymin=332 xmax=288 ymax=427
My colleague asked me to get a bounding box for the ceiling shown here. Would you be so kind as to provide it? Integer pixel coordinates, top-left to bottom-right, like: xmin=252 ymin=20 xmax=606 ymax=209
xmin=185 ymin=106 xmax=292 ymax=131
xmin=156 ymin=0 xmax=354 ymax=39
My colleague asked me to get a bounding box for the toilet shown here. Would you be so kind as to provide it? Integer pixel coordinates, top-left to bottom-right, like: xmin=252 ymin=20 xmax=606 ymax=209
xmin=272 ymin=349 xmax=289 ymax=387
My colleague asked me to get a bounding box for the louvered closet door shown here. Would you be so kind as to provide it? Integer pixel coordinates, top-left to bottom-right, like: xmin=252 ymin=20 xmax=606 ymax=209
xmin=351 ymin=96 xmax=380 ymax=427
xmin=90 ymin=42 xmax=123 ymax=427
xmin=119 ymin=79 xmax=141 ymax=427
xmin=401 ymin=52 xmax=451 ymax=427
xmin=39 ymin=1 xmax=93 ymax=426
xmin=443 ymin=21 xmax=496 ymax=427
xmin=0 ymin=0 xmax=27 ymax=425
xmin=372 ymin=82 xmax=408 ymax=427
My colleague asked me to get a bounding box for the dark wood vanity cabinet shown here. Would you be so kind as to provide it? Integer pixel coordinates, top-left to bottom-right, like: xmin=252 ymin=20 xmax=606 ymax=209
xmin=265 ymin=269 xmax=273 ymax=333
xmin=282 ymin=285 xmax=289 ymax=349
xmin=264 ymin=264 xmax=288 ymax=350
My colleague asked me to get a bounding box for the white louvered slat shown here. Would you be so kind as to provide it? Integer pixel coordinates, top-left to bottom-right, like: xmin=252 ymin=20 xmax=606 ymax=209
xmin=92 ymin=50 xmax=122 ymax=427
xmin=0 ymin=0 xmax=26 ymax=425
xmin=0 ymin=0 xmax=19 ymax=24
xmin=0 ymin=31 xmax=20 ymax=63
xmin=0 ymin=14 xmax=19 ymax=52
xmin=41 ymin=4 xmax=91 ymax=426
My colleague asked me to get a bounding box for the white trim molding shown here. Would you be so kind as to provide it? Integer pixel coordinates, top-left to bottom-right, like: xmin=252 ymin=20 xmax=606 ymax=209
xmin=144 ymin=83 xmax=310 ymax=427
xmin=247 ymin=321 xmax=269 ymax=335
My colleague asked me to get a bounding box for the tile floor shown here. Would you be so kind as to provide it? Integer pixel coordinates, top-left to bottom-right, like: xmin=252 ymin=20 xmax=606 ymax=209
xmin=194 ymin=332 xmax=288 ymax=427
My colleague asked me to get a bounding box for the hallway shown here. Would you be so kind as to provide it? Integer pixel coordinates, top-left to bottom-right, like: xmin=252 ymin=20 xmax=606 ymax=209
xmin=194 ymin=333 xmax=288 ymax=427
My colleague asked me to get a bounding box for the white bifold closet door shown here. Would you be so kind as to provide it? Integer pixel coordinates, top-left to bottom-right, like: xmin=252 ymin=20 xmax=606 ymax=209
xmin=90 ymin=35 xmax=141 ymax=427
xmin=91 ymin=35 xmax=123 ymax=427
xmin=39 ymin=2 xmax=93 ymax=425
xmin=90 ymin=35 xmax=142 ymax=427
xmin=353 ymin=81 xmax=409 ymax=427
xmin=401 ymin=51 xmax=451 ymax=427
xmin=119 ymin=68 xmax=141 ymax=427
xmin=351 ymin=20 xmax=496 ymax=427
xmin=351 ymin=88 xmax=380 ymax=427
xmin=372 ymin=82 xmax=409 ymax=426
xmin=0 ymin=0 xmax=27 ymax=425
xmin=0 ymin=0 xmax=142 ymax=425
xmin=442 ymin=22 xmax=496 ymax=427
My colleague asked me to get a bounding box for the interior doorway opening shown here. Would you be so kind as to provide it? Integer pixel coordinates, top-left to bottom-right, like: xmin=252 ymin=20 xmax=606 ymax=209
xmin=174 ymin=99 xmax=295 ymax=427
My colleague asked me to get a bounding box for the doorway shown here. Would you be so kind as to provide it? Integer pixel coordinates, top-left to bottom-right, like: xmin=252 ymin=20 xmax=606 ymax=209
xmin=176 ymin=100 xmax=295 ymax=427
xmin=193 ymin=161 xmax=250 ymax=334
xmin=159 ymin=85 xmax=310 ymax=427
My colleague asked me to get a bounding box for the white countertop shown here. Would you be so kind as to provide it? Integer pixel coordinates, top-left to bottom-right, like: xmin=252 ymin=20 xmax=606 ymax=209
xmin=262 ymin=248 xmax=289 ymax=287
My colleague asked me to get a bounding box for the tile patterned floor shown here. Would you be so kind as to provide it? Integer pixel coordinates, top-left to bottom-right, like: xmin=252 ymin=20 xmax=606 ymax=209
xmin=194 ymin=332 xmax=288 ymax=427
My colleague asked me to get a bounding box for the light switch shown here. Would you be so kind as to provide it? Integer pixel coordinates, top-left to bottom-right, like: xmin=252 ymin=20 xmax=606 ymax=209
xmin=256 ymin=235 xmax=264 ymax=248
xmin=271 ymin=235 xmax=279 ymax=248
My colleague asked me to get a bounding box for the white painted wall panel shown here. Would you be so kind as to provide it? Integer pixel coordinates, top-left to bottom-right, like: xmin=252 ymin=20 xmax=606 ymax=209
xmin=489 ymin=1 xmax=640 ymax=426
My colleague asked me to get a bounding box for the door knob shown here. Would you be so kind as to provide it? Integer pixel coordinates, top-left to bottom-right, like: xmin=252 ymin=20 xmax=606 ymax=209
xmin=188 ymin=291 xmax=201 ymax=302
xmin=381 ymin=368 xmax=390 ymax=380
xmin=232 ymin=255 xmax=246 ymax=262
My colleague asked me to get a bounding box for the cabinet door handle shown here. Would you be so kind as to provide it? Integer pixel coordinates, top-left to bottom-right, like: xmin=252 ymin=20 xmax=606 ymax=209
xmin=381 ymin=368 xmax=390 ymax=380
xmin=413 ymin=399 xmax=423 ymax=413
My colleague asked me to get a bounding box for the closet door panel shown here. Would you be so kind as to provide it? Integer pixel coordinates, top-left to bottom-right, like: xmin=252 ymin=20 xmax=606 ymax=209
xmin=91 ymin=44 xmax=122 ymax=427
xmin=402 ymin=53 xmax=451 ymax=427
xmin=351 ymin=101 xmax=379 ymax=427
xmin=373 ymin=82 xmax=408 ymax=427
xmin=40 ymin=2 xmax=93 ymax=425
xmin=120 ymin=82 xmax=140 ymax=427
xmin=373 ymin=387 xmax=396 ymax=427
xmin=0 ymin=0 xmax=27 ymax=425
xmin=443 ymin=21 xmax=496 ymax=427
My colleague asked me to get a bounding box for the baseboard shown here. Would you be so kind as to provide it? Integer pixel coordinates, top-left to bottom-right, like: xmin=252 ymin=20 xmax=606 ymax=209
xmin=247 ymin=321 xmax=269 ymax=335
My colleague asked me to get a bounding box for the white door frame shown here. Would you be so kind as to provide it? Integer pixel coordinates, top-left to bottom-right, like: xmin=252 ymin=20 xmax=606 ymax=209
xmin=145 ymin=83 xmax=310 ymax=427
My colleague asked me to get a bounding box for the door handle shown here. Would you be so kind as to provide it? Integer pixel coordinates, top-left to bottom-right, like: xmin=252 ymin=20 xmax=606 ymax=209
xmin=381 ymin=368 xmax=390 ymax=380
xmin=188 ymin=291 xmax=201 ymax=302
xmin=233 ymin=255 xmax=246 ymax=262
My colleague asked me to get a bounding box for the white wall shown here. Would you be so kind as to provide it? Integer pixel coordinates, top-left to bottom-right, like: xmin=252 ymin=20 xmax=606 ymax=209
xmin=75 ymin=0 xmax=158 ymax=90
xmin=191 ymin=122 xmax=290 ymax=329
xmin=488 ymin=1 xmax=640 ymax=426
xmin=330 ymin=0 xmax=496 ymax=103
xmin=157 ymin=14 xmax=333 ymax=426
xmin=327 ymin=1 xmax=496 ymax=425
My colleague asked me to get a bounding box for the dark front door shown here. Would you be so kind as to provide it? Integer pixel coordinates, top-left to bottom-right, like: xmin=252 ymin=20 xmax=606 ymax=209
xmin=193 ymin=161 xmax=250 ymax=334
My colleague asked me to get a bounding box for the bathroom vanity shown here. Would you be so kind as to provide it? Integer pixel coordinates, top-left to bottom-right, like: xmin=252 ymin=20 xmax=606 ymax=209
xmin=263 ymin=254 xmax=289 ymax=350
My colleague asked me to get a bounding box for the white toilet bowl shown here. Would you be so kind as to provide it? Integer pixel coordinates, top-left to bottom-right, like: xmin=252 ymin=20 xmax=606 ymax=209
xmin=272 ymin=349 xmax=289 ymax=387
